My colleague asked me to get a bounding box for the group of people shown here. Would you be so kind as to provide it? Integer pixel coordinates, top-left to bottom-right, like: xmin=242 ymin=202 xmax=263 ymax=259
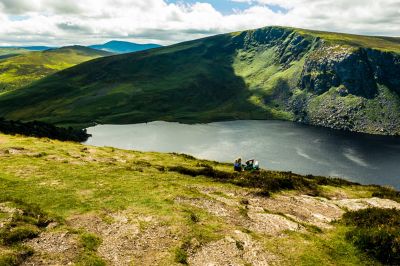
xmin=233 ymin=157 xmax=259 ymax=172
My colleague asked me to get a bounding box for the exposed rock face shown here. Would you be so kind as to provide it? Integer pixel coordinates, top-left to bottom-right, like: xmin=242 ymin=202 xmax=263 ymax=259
xmin=301 ymin=45 xmax=400 ymax=99
xmin=367 ymin=49 xmax=400 ymax=94
xmin=236 ymin=27 xmax=400 ymax=135
xmin=301 ymin=46 xmax=378 ymax=98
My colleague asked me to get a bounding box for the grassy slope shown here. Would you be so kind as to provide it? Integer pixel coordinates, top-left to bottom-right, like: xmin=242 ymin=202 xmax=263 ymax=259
xmin=0 ymin=27 xmax=398 ymax=129
xmin=0 ymin=48 xmax=29 ymax=59
xmin=0 ymin=133 xmax=398 ymax=265
xmin=0 ymin=46 xmax=111 ymax=93
xmin=293 ymin=28 xmax=400 ymax=53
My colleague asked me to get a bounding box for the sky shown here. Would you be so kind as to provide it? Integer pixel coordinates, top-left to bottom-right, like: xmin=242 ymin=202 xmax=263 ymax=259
xmin=0 ymin=0 xmax=399 ymax=46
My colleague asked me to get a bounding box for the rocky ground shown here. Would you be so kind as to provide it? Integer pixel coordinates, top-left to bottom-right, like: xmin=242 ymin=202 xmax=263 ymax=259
xmin=6 ymin=186 xmax=397 ymax=266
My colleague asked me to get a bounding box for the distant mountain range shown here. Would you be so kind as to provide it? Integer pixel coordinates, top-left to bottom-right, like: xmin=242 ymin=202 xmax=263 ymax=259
xmin=89 ymin=40 xmax=162 ymax=54
xmin=0 ymin=28 xmax=399 ymax=135
xmin=0 ymin=46 xmax=54 ymax=51
xmin=0 ymin=41 xmax=162 ymax=54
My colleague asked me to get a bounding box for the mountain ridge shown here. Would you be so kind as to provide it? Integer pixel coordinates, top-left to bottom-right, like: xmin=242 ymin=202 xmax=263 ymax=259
xmin=89 ymin=40 xmax=162 ymax=54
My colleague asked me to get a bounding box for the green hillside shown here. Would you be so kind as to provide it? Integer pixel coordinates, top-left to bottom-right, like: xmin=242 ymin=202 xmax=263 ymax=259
xmin=0 ymin=46 xmax=111 ymax=93
xmin=0 ymin=133 xmax=399 ymax=265
xmin=0 ymin=26 xmax=399 ymax=135
xmin=0 ymin=48 xmax=29 ymax=59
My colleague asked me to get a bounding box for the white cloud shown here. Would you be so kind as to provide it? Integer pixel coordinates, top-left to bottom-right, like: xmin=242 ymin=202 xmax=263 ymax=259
xmin=0 ymin=0 xmax=398 ymax=46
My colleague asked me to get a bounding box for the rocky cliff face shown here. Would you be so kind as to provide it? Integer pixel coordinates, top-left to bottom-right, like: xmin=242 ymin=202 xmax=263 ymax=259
xmin=234 ymin=27 xmax=400 ymax=136
xmin=295 ymin=44 xmax=400 ymax=135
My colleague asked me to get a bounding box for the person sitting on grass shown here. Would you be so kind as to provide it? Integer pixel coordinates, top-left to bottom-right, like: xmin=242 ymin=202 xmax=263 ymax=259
xmin=244 ymin=159 xmax=260 ymax=171
xmin=244 ymin=159 xmax=254 ymax=170
xmin=234 ymin=157 xmax=242 ymax=172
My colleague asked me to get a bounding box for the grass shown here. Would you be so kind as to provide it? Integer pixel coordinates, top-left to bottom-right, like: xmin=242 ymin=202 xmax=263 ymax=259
xmin=0 ymin=46 xmax=111 ymax=93
xmin=0 ymin=133 xmax=398 ymax=265
xmin=260 ymin=225 xmax=380 ymax=265
xmin=294 ymin=28 xmax=400 ymax=53
xmin=77 ymin=233 xmax=105 ymax=266
xmin=0 ymin=197 xmax=55 ymax=265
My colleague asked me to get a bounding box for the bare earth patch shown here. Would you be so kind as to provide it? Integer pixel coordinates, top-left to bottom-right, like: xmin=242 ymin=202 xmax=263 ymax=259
xmin=333 ymin=197 xmax=400 ymax=211
xmin=0 ymin=202 xmax=22 ymax=228
xmin=189 ymin=230 xmax=277 ymax=266
xmin=23 ymin=231 xmax=79 ymax=266
xmin=249 ymin=195 xmax=344 ymax=229
xmin=68 ymin=212 xmax=177 ymax=266
xmin=176 ymin=195 xmax=304 ymax=236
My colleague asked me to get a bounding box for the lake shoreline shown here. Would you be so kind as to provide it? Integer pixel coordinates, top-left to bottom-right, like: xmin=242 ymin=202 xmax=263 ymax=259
xmin=85 ymin=120 xmax=400 ymax=189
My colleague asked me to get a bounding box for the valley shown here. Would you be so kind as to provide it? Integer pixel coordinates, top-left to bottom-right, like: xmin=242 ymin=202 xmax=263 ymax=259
xmin=0 ymin=27 xmax=398 ymax=135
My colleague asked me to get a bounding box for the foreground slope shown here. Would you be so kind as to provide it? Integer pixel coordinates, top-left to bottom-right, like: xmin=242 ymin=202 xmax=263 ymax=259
xmin=0 ymin=26 xmax=399 ymax=135
xmin=0 ymin=46 xmax=112 ymax=92
xmin=0 ymin=133 xmax=399 ymax=265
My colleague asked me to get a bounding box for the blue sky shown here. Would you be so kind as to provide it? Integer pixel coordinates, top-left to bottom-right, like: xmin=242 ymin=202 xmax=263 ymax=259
xmin=167 ymin=0 xmax=250 ymax=14
xmin=166 ymin=0 xmax=287 ymax=14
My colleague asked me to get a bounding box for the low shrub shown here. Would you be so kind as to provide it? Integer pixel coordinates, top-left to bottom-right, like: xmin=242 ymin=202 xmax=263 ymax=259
xmin=372 ymin=187 xmax=400 ymax=203
xmin=168 ymin=165 xmax=235 ymax=179
xmin=1 ymin=225 xmax=40 ymax=245
xmin=175 ymin=246 xmax=188 ymax=265
xmin=343 ymin=208 xmax=400 ymax=264
xmin=0 ymin=118 xmax=91 ymax=142
xmin=0 ymin=246 xmax=34 ymax=266
xmin=76 ymin=252 xmax=106 ymax=266
xmin=77 ymin=233 xmax=105 ymax=266
xmin=80 ymin=233 xmax=102 ymax=252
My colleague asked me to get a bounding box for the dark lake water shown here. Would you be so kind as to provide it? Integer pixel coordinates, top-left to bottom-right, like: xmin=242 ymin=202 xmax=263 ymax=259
xmin=85 ymin=120 xmax=400 ymax=189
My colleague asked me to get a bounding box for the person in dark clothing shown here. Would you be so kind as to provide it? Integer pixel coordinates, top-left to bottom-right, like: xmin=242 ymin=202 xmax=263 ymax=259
xmin=244 ymin=159 xmax=255 ymax=170
xmin=234 ymin=157 xmax=242 ymax=172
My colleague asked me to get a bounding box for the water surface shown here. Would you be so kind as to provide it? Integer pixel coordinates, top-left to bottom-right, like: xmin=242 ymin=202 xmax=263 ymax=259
xmin=85 ymin=121 xmax=400 ymax=189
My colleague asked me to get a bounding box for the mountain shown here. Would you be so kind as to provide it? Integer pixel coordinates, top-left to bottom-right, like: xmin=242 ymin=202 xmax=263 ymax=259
xmin=0 ymin=46 xmax=54 ymax=51
xmin=0 ymin=48 xmax=30 ymax=59
xmin=89 ymin=40 xmax=161 ymax=54
xmin=19 ymin=46 xmax=54 ymax=51
xmin=0 ymin=46 xmax=112 ymax=92
xmin=0 ymin=26 xmax=399 ymax=135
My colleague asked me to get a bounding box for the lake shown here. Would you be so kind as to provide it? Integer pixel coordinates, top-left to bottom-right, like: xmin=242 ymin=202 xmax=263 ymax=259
xmin=85 ymin=120 xmax=400 ymax=189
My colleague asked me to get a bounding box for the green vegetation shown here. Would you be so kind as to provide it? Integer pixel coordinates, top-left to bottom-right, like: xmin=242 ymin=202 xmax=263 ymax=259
xmin=0 ymin=48 xmax=29 ymax=59
xmin=0 ymin=133 xmax=399 ymax=265
xmin=0 ymin=118 xmax=90 ymax=142
xmin=294 ymin=28 xmax=400 ymax=53
xmin=0 ymin=46 xmax=111 ymax=93
xmin=78 ymin=233 xmax=106 ymax=266
xmin=342 ymin=208 xmax=400 ymax=264
xmin=0 ymin=198 xmax=54 ymax=265
xmin=0 ymin=26 xmax=398 ymax=135
xmin=169 ymin=164 xmax=358 ymax=196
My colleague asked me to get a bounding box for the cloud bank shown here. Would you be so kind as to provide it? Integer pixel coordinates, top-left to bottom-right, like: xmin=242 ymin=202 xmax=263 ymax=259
xmin=0 ymin=0 xmax=399 ymax=46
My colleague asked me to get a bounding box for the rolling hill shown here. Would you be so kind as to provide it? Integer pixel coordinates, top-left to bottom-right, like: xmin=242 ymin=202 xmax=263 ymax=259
xmin=0 ymin=46 xmax=54 ymax=51
xmin=0 ymin=26 xmax=399 ymax=135
xmin=0 ymin=46 xmax=112 ymax=92
xmin=89 ymin=40 xmax=161 ymax=54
